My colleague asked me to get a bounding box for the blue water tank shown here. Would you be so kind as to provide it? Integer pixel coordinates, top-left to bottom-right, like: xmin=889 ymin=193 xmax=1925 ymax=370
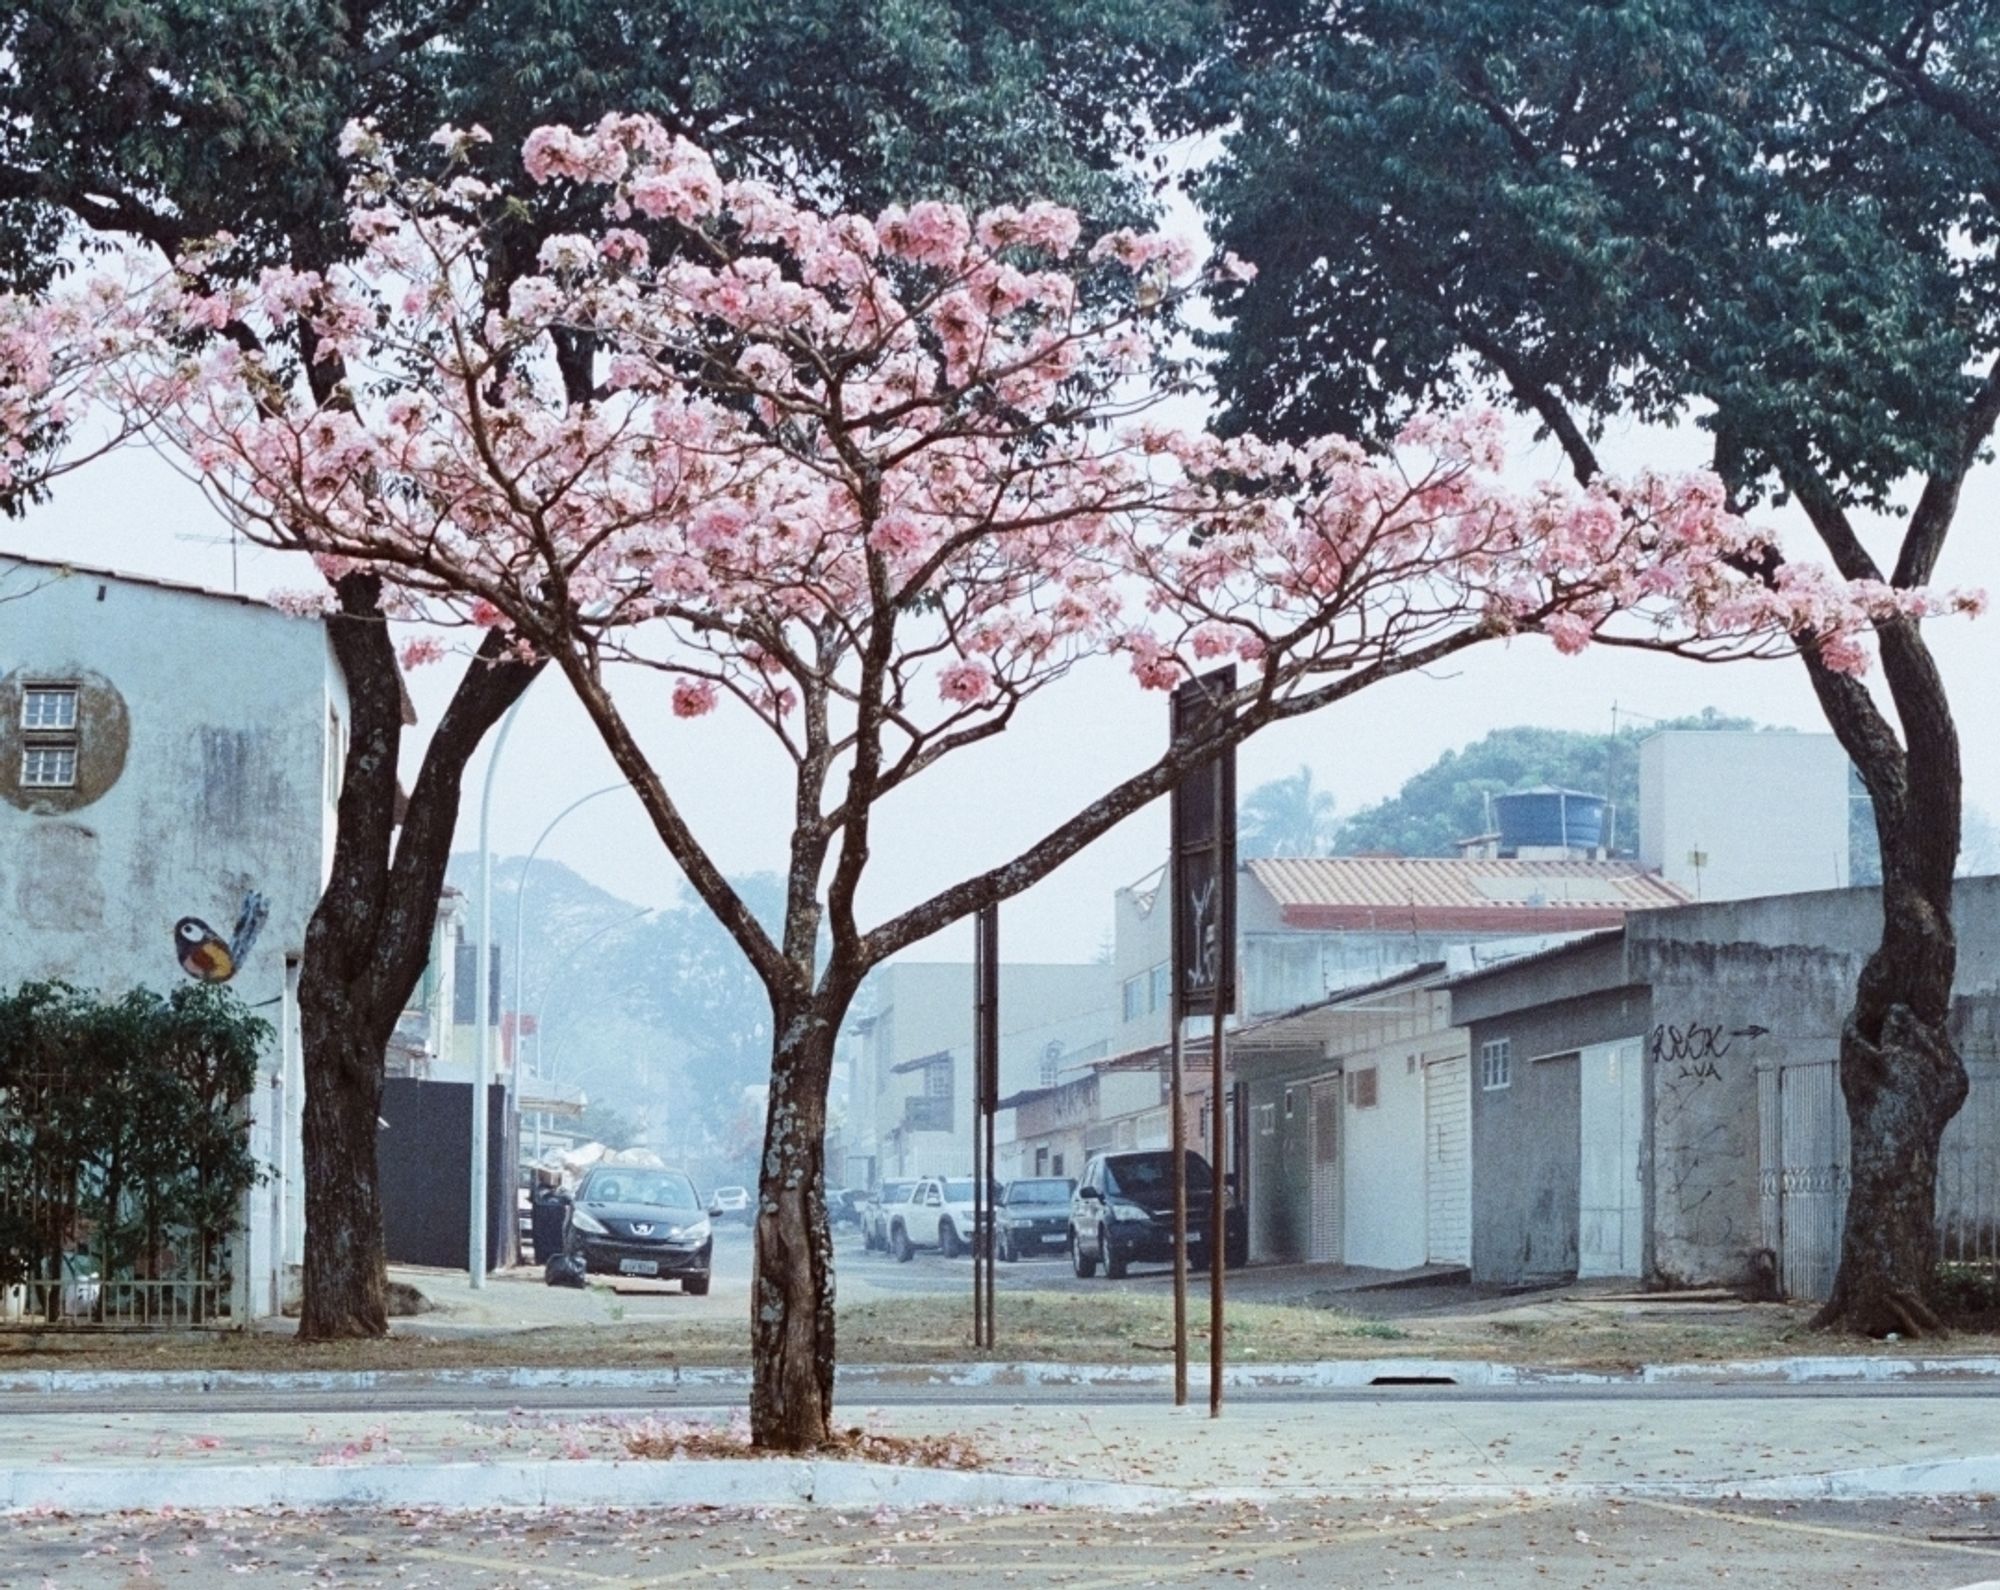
xmin=1493 ymin=787 xmax=1608 ymax=855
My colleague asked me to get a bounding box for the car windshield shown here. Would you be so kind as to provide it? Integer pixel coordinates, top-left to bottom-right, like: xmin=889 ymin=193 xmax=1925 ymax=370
xmin=943 ymin=1179 xmax=999 ymax=1204
xmin=1103 ymin=1152 xmax=1211 ymax=1199
xmin=879 ymin=1181 xmax=917 ymax=1202
xmin=1005 ymin=1179 xmax=1072 ymax=1205
xmin=581 ymin=1171 xmax=700 ymax=1210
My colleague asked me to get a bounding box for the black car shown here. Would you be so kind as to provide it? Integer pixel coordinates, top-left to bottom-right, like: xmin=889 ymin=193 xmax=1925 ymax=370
xmin=564 ymin=1167 xmax=714 ymax=1294
xmin=1068 ymin=1149 xmax=1248 ymax=1279
xmin=994 ymin=1176 xmax=1075 ymax=1261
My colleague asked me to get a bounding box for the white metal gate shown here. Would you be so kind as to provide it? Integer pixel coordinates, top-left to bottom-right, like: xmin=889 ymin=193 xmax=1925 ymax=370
xmin=1578 ymin=1039 xmax=1645 ymax=1278
xmin=1761 ymin=1058 xmax=1998 ymax=1300
xmin=1309 ymin=1077 xmax=1342 ymax=1264
xmin=1423 ymin=1054 xmax=1471 ymax=1266
xmin=1758 ymin=1058 xmax=1854 ymax=1302
xmin=1941 ymin=1062 xmax=2000 ymax=1267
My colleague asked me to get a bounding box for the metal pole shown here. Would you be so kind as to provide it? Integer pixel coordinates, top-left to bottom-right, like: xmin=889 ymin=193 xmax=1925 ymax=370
xmin=1170 ymin=1016 xmax=1188 ymax=1407
xmin=984 ymin=1026 xmax=996 ymax=1352
xmin=972 ymin=905 xmax=999 ymax=1350
xmin=471 ymin=695 xmax=525 ymax=1287
xmin=1209 ymin=763 xmax=1231 ymax=1419
xmin=512 ymin=781 xmax=623 ymax=1095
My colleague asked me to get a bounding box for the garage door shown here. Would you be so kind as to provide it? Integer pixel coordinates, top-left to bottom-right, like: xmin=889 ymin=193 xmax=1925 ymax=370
xmin=1424 ymin=1054 xmax=1471 ymax=1266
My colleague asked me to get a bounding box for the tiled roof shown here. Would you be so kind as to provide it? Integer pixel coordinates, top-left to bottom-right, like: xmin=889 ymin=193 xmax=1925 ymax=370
xmin=1247 ymin=856 xmax=1689 ymax=934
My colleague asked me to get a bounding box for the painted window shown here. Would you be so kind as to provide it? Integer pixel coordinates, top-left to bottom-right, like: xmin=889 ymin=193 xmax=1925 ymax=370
xmin=21 ymin=686 xmax=77 ymax=731
xmin=21 ymin=744 xmax=77 ymax=787
xmin=1479 ymin=1038 xmax=1513 ymax=1091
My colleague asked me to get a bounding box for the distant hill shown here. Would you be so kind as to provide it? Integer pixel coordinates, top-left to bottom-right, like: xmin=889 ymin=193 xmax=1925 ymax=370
xmin=1328 ymin=710 xmax=1761 ymax=859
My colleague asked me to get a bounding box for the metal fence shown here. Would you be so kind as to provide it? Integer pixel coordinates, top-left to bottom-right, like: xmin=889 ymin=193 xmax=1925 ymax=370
xmin=1760 ymin=1058 xmax=1998 ymax=1300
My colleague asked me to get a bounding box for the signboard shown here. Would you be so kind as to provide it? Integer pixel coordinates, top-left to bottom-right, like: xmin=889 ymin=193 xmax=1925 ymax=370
xmin=1169 ymin=667 xmax=1237 ymax=1017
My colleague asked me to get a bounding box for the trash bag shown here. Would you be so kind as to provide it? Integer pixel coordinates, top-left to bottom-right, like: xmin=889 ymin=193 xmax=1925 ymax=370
xmin=543 ymin=1250 xmax=588 ymax=1289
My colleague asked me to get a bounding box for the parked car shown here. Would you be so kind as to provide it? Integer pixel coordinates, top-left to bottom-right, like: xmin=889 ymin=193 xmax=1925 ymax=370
xmin=886 ymin=1175 xmax=995 ymax=1261
xmin=861 ymin=1179 xmax=919 ymax=1252
xmin=1068 ymin=1149 xmax=1247 ymax=1279
xmin=708 ymin=1185 xmax=752 ymax=1224
xmin=994 ymin=1177 xmax=1076 ymax=1261
xmin=564 ymin=1166 xmax=714 ymax=1294
xmin=828 ymin=1187 xmax=866 ymax=1230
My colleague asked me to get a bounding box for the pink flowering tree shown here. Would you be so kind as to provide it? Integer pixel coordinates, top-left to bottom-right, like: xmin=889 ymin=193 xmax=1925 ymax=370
xmin=89 ymin=117 xmax=1976 ymax=1449
xmin=0 ymin=280 xmax=151 ymax=509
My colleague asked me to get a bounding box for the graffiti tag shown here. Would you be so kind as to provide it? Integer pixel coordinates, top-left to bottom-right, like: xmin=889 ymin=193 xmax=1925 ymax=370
xmin=1651 ymin=1020 xmax=1733 ymax=1085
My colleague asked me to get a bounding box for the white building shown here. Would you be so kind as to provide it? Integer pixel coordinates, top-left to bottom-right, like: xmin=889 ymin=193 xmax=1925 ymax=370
xmin=846 ymin=960 xmax=1114 ymax=1185
xmin=0 ymin=554 xmax=348 ymax=1321
xmin=1639 ymin=729 xmax=1852 ymax=901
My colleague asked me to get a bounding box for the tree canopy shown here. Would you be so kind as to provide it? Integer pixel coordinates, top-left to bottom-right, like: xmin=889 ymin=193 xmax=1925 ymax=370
xmin=1333 ymin=710 xmax=1760 ymax=858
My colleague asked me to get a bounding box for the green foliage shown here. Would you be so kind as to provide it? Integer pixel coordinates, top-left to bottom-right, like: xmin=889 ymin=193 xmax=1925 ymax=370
xmin=1194 ymin=1 xmax=2000 ymax=511
xmin=1936 ymin=1261 xmax=2000 ymax=1325
xmin=1334 ymin=710 xmax=1759 ymax=857
xmin=1239 ymin=764 xmax=1338 ymax=858
xmin=0 ymin=981 xmax=266 ymax=1322
xmin=0 ymin=0 xmax=1219 ymax=293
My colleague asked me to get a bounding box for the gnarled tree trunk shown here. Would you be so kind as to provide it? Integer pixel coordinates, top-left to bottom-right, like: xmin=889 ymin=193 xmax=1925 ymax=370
xmin=750 ymin=998 xmax=842 ymax=1450
xmin=1810 ymin=622 xmax=1969 ymax=1335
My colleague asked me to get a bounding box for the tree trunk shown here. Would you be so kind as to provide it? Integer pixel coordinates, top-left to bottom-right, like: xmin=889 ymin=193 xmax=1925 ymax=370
xmin=749 ymin=1000 xmax=841 ymax=1451
xmin=294 ymin=573 xmax=540 ymax=1338
xmin=1810 ymin=623 xmax=1968 ymax=1335
xmin=296 ymin=972 xmax=391 ymax=1339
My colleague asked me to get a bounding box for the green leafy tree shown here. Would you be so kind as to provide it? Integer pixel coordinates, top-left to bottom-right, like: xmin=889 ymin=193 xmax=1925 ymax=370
xmin=1195 ymin=0 xmax=1998 ymax=1336
xmin=0 ymin=0 xmax=1217 ymax=1340
xmin=0 ymin=982 xmax=264 ymax=1323
xmin=1338 ymin=711 xmax=1758 ymax=858
xmin=576 ymin=1102 xmax=645 ymax=1152
xmin=1239 ymin=764 xmax=1339 ymax=857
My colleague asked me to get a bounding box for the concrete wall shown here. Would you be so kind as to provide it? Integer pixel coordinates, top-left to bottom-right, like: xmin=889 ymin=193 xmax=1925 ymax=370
xmin=1639 ymin=731 xmax=1851 ymax=902
xmin=1631 ymin=878 xmax=2000 ymax=1288
xmin=1452 ymin=935 xmax=1650 ymax=1286
xmin=0 ymin=559 xmax=342 ymax=1318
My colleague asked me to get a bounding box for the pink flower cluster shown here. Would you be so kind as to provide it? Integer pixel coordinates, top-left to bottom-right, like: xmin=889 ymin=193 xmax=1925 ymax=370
xmin=23 ymin=113 xmax=1977 ymax=763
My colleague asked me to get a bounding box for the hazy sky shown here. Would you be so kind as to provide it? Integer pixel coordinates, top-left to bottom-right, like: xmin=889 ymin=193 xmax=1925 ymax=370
xmin=13 ymin=406 xmax=1997 ymax=968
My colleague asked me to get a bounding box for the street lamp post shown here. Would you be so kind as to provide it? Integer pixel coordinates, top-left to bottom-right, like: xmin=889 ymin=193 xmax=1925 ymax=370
xmin=511 ymin=783 xmax=627 ymax=1112
xmin=470 ymin=692 xmax=528 ymax=1289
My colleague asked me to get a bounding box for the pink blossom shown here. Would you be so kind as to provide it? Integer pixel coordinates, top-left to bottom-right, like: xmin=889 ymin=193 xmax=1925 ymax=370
xmin=672 ymin=677 xmax=718 ymax=718
xmin=938 ymin=661 xmax=995 ymax=705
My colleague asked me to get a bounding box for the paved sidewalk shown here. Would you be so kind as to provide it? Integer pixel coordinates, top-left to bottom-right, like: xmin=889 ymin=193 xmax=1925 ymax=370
xmin=4 ymin=1384 xmax=1999 ymax=1511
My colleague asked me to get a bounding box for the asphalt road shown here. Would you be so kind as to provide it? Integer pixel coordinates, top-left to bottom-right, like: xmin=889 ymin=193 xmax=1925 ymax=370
xmin=7 ymin=1495 xmax=1999 ymax=1587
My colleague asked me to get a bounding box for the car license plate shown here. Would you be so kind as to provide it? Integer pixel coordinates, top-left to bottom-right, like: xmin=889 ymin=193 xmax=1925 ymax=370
xmin=618 ymin=1259 xmax=659 ymax=1277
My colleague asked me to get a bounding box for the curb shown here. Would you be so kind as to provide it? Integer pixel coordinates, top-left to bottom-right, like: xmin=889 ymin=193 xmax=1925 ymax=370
xmin=4 ymin=1355 xmax=2000 ymax=1397
xmin=0 ymin=1459 xmax=1178 ymax=1516
xmin=3 ymin=1454 xmax=1997 ymax=1515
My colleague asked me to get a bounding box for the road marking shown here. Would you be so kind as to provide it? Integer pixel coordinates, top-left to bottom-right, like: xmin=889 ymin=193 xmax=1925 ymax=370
xmin=1058 ymin=1499 xmax=1551 ymax=1588
xmin=1634 ymin=1500 xmax=2000 ymax=1561
xmin=314 ymin=1526 xmax=651 ymax=1587
xmin=632 ymin=1509 xmax=1027 ymax=1583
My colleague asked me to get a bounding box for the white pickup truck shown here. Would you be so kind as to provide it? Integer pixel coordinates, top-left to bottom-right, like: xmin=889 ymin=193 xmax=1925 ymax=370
xmin=885 ymin=1175 xmax=989 ymax=1261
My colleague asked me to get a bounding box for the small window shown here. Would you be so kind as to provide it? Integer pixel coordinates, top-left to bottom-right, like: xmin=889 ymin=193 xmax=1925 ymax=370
xmin=1051 ymin=1152 xmax=1065 ymax=1177
xmin=22 ymin=687 xmax=77 ymax=731
xmin=1148 ymin=961 xmax=1170 ymax=1012
xmin=1480 ymin=1038 xmax=1513 ymax=1091
xmin=1349 ymin=1067 xmax=1379 ymax=1109
xmin=21 ymin=744 xmax=76 ymax=788
xmin=924 ymin=1059 xmax=952 ymax=1099
xmin=1122 ymin=975 xmax=1147 ymax=1022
